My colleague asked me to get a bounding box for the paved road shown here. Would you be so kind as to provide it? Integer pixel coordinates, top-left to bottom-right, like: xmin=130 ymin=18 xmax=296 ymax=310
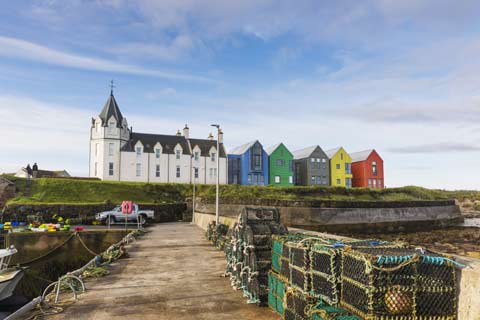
xmin=50 ymin=223 xmax=279 ymax=320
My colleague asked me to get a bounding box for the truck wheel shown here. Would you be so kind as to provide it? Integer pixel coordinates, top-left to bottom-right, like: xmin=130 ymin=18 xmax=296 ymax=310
xmin=139 ymin=215 xmax=147 ymax=226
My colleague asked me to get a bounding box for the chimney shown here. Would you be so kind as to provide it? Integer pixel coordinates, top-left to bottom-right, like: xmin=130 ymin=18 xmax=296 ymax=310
xmin=207 ymin=133 xmax=214 ymax=140
xmin=176 ymin=130 xmax=181 ymax=136
xmin=183 ymin=124 xmax=189 ymax=139
xmin=218 ymin=129 xmax=224 ymax=143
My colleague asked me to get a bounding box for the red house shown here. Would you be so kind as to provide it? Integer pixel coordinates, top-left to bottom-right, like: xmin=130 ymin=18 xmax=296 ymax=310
xmin=350 ymin=149 xmax=384 ymax=189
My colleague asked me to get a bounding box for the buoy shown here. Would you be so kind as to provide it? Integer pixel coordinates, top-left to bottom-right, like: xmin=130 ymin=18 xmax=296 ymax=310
xmin=384 ymin=287 xmax=413 ymax=314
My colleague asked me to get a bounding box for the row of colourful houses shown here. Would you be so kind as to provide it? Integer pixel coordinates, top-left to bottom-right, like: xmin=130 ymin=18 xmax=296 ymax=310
xmin=227 ymin=141 xmax=384 ymax=188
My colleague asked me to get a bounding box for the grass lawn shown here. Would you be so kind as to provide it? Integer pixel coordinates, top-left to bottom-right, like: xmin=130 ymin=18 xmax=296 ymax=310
xmin=2 ymin=175 xmax=474 ymax=205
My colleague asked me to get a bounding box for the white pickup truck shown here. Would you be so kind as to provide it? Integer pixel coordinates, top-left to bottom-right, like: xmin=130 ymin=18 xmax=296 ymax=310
xmin=95 ymin=204 xmax=154 ymax=225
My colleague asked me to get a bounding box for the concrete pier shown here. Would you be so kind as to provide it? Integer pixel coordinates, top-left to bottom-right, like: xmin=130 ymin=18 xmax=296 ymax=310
xmin=49 ymin=223 xmax=279 ymax=320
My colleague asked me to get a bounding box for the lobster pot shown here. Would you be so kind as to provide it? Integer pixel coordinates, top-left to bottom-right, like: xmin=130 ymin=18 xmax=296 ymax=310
xmin=310 ymin=302 xmax=361 ymax=320
xmin=309 ymin=245 xmax=342 ymax=306
xmin=288 ymin=242 xmax=311 ymax=293
xmin=284 ymin=287 xmax=315 ymax=320
xmin=341 ymin=248 xmax=458 ymax=320
xmin=268 ymin=271 xmax=287 ymax=316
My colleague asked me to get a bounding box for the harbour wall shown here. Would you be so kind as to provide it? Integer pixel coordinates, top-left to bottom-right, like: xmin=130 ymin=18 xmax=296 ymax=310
xmin=194 ymin=198 xmax=462 ymax=233
xmin=6 ymin=230 xmax=129 ymax=299
xmin=2 ymin=202 xmax=187 ymax=224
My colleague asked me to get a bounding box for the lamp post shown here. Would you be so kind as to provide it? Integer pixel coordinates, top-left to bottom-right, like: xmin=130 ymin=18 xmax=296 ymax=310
xmin=211 ymin=124 xmax=220 ymax=225
xmin=192 ymin=165 xmax=197 ymax=224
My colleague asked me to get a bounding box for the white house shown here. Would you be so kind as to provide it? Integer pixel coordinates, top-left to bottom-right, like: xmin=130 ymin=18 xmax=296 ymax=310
xmin=89 ymin=93 xmax=227 ymax=184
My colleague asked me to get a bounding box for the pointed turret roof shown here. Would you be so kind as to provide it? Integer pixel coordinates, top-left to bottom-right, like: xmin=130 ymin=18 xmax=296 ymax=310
xmin=98 ymin=94 xmax=123 ymax=127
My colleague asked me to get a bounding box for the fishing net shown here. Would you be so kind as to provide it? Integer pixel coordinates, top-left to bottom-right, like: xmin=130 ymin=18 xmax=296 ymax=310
xmin=340 ymin=247 xmax=460 ymax=320
xmin=268 ymin=271 xmax=287 ymax=316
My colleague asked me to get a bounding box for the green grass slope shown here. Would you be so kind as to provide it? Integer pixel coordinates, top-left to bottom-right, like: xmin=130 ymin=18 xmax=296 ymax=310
xmin=2 ymin=175 xmax=467 ymax=205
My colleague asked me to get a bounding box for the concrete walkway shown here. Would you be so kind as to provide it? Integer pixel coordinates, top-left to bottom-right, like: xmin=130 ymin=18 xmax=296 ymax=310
xmin=50 ymin=223 xmax=279 ymax=320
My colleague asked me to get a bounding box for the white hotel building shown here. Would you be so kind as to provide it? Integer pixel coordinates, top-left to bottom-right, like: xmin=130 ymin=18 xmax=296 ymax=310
xmin=89 ymin=93 xmax=227 ymax=184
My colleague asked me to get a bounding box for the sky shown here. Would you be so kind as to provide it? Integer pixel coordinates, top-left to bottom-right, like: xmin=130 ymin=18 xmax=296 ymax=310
xmin=0 ymin=0 xmax=479 ymax=190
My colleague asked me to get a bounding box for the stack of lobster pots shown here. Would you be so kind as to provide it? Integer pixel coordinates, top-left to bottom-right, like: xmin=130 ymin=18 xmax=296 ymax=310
xmin=224 ymin=207 xmax=288 ymax=306
xmin=269 ymin=235 xmax=391 ymax=319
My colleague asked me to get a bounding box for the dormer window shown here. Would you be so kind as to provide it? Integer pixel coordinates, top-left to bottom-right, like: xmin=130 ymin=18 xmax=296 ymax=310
xmin=194 ymin=151 xmax=199 ymax=161
xmin=372 ymin=161 xmax=377 ymax=176
xmin=155 ymin=148 xmax=161 ymax=159
xmin=211 ymin=153 xmax=216 ymax=162
xmin=176 ymin=149 xmax=181 ymax=159
xmin=136 ymin=147 xmax=142 ymax=156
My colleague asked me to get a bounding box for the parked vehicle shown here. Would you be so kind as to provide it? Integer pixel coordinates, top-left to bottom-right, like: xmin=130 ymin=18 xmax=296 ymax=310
xmin=95 ymin=204 xmax=154 ymax=225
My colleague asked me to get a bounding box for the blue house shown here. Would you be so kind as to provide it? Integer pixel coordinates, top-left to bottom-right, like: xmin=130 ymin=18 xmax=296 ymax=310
xmin=227 ymin=140 xmax=269 ymax=185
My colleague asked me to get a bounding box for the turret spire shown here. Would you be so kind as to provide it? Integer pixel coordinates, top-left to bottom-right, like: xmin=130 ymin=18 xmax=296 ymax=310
xmin=109 ymin=79 xmax=115 ymax=96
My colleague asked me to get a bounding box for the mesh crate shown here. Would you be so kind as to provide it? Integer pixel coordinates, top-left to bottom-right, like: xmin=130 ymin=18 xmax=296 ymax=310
xmin=284 ymin=287 xmax=315 ymax=320
xmin=309 ymin=245 xmax=342 ymax=305
xmin=340 ymin=247 xmax=459 ymax=320
xmin=310 ymin=240 xmax=402 ymax=306
xmin=268 ymin=271 xmax=287 ymax=316
xmin=310 ymin=302 xmax=361 ymax=320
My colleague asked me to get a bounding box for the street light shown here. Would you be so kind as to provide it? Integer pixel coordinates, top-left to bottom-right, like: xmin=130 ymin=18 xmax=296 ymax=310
xmin=192 ymin=165 xmax=198 ymax=224
xmin=211 ymin=124 xmax=220 ymax=225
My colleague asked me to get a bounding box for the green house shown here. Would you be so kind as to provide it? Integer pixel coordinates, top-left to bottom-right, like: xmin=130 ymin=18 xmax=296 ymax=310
xmin=266 ymin=143 xmax=294 ymax=186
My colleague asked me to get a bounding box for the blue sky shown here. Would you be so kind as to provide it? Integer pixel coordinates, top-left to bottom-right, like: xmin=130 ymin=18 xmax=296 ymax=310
xmin=1 ymin=1 xmax=480 ymax=189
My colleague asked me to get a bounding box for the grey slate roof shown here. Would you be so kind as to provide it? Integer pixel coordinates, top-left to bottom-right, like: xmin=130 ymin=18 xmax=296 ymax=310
xmin=228 ymin=140 xmax=258 ymax=155
xmin=99 ymin=94 xmax=123 ymax=127
xmin=325 ymin=147 xmax=342 ymax=159
xmin=350 ymin=149 xmax=374 ymax=162
xmin=292 ymin=145 xmax=319 ymax=160
xmin=121 ymin=132 xmax=191 ymax=155
xmin=189 ymin=138 xmax=226 ymax=157
xmin=266 ymin=143 xmax=282 ymax=155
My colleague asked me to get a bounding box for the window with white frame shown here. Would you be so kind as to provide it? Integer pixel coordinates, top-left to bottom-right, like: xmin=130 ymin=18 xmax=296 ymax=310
xmin=336 ymin=178 xmax=341 ymax=185
xmin=368 ymin=179 xmax=372 ymax=188
xmin=109 ymin=143 xmax=114 ymax=156
xmin=156 ymin=165 xmax=160 ymax=177
xmin=194 ymin=152 xmax=199 ymax=161
xmin=209 ymin=168 xmax=213 ymax=178
xmin=275 ymin=176 xmax=281 ymax=184
xmin=109 ymin=162 xmax=114 ymax=176
xmin=322 ymin=158 xmax=326 ymax=163
xmin=336 ymin=163 xmax=340 ymax=169
xmin=194 ymin=168 xmax=199 ymax=179
xmin=155 ymin=148 xmax=161 ymax=159
xmin=176 ymin=149 xmax=181 ymax=159
xmin=176 ymin=166 xmax=181 ymax=178
xmin=372 ymin=161 xmax=377 ymax=176
xmin=211 ymin=153 xmax=216 ymax=162
xmin=373 ymin=179 xmax=377 ymax=188
xmin=136 ymin=163 xmax=141 ymax=176
xmin=109 ymin=121 xmax=115 ymax=133
xmin=289 ymin=176 xmax=293 ymax=184
xmin=276 ymin=159 xmax=284 ymax=166
xmin=136 ymin=147 xmax=142 ymax=157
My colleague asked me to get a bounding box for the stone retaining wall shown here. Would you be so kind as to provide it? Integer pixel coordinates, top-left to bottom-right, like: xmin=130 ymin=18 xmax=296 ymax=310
xmin=2 ymin=202 xmax=187 ymax=223
xmin=195 ymin=200 xmax=462 ymax=233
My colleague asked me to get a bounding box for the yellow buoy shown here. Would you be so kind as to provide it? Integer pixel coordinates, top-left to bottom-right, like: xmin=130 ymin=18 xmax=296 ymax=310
xmin=384 ymin=288 xmax=413 ymax=314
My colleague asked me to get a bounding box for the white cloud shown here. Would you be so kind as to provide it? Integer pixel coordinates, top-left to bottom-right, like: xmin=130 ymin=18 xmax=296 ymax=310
xmin=0 ymin=36 xmax=213 ymax=82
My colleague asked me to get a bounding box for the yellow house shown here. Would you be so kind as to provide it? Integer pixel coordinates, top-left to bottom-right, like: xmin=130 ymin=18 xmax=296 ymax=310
xmin=325 ymin=147 xmax=353 ymax=188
